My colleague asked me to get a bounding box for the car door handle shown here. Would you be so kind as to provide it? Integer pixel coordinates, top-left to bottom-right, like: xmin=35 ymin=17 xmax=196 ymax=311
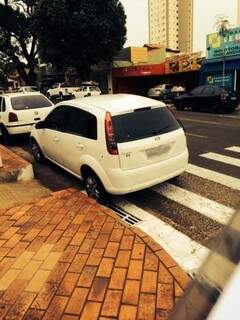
xmin=53 ymin=137 xmax=59 ymax=142
xmin=77 ymin=143 xmax=85 ymax=149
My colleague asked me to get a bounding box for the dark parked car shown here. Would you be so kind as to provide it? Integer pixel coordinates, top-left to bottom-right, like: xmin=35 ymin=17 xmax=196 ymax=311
xmin=174 ymin=85 xmax=238 ymax=113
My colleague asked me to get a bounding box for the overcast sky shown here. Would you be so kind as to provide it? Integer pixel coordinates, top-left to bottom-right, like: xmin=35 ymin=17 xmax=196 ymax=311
xmin=120 ymin=0 xmax=238 ymax=54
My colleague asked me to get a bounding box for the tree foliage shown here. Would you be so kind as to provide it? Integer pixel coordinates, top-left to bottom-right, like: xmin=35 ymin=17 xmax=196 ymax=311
xmin=0 ymin=0 xmax=38 ymax=85
xmin=34 ymin=0 xmax=127 ymax=79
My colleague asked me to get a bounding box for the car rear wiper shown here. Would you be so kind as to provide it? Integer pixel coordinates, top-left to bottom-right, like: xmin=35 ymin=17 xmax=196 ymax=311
xmin=151 ymin=126 xmax=169 ymax=136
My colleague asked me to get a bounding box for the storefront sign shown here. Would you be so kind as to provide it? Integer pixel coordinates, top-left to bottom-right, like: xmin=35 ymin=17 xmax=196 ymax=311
xmin=112 ymin=63 xmax=165 ymax=78
xmin=165 ymin=52 xmax=202 ymax=74
xmin=205 ymin=73 xmax=233 ymax=89
xmin=207 ymin=27 xmax=240 ymax=60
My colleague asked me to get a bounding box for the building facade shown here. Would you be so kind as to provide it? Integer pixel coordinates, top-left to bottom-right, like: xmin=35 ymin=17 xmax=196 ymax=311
xmin=237 ymin=0 xmax=240 ymax=26
xmin=148 ymin=0 xmax=193 ymax=53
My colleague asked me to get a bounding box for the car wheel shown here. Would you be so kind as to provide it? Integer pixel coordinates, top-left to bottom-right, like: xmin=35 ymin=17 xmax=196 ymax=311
xmin=0 ymin=125 xmax=12 ymax=145
xmin=210 ymin=104 xmax=218 ymax=114
xmin=84 ymin=171 xmax=108 ymax=204
xmin=31 ymin=139 xmax=45 ymax=163
xmin=226 ymin=107 xmax=235 ymax=114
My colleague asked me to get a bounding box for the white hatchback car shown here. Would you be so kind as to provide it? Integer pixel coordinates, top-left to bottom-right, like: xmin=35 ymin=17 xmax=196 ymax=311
xmin=0 ymin=93 xmax=54 ymax=144
xmin=30 ymin=94 xmax=188 ymax=202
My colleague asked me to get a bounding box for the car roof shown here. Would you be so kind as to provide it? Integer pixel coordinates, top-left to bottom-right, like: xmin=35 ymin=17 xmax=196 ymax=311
xmin=58 ymin=94 xmax=165 ymax=114
xmin=1 ymin=92 xmax=45 ymax=98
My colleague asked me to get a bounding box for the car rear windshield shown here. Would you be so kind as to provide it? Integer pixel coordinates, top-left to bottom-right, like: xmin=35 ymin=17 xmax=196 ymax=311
xmin=11 ymin=95 xmax=52 ymax=110
xmin=112 ymin=106 xmax=181 ymax=143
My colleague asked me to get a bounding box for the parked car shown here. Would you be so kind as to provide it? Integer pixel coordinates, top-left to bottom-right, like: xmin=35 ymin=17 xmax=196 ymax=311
xmin=148 ymin=84 xmax=175 ymax=100
xmin=46 ymin=82 xmax=78 ymax=100
xmin=148 ymin=84 xmax=185 ymax=101
xmin=17 ymin=86 xmax=40 ymax=94
xmin=0 ymin=93 xmax=54 ymax=145
xmin=30 ymin=94 xmax=188 ymax=202
xmin=72 ymin=81 xmax=101 ymax=99
xmin=174 ymin=85 xmax=238 ymax=113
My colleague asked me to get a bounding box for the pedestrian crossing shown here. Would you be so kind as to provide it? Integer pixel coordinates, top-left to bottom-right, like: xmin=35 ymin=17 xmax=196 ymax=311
xmin=110 ymin=145 xmax=240 ymax=276
xmin=200 ymin=152 xmax=240 ymax=167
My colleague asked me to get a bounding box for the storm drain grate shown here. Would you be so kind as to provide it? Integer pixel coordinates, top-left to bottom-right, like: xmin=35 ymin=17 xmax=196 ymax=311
xmin=109 ymin=204 xmax=142 ymax=226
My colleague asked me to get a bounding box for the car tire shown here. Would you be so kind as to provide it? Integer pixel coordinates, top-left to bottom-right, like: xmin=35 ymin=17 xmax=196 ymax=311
xmin=84 ymin=170 xmax=108 ymax=204
xmin=210 ymin=104 xmax=218 ymax=114
xmin=31 ymin=139 xmax=45 ymax=163
xmin=0 ymin=125 xmax=12 ymax=146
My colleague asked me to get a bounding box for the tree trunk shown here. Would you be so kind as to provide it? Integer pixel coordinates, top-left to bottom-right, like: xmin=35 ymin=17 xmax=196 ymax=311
xmin=26 ymin=68 xmax=37 ymax=85
xmin=76 ymin=65 xmax=92 ymax=82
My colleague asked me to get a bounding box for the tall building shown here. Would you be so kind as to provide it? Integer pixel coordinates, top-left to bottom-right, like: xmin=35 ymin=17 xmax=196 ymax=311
xmin=237 ymin=0 xmax=240 ymax=26
xmin=148 ymin=0 xmax=193 ymax=53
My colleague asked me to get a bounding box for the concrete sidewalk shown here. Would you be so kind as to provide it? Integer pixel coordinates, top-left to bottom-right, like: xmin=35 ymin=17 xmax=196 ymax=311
xmin=0 ymin=189 xmax=190 ymax=320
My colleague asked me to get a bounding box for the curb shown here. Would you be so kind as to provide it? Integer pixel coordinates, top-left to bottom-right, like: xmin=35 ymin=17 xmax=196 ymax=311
xmin=0 ymin=144 xmax=34 ymax=182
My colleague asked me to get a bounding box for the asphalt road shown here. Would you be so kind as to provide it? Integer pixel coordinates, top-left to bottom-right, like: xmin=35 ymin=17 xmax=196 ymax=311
xmin=7 ymin=108 xmax=240 ymax=274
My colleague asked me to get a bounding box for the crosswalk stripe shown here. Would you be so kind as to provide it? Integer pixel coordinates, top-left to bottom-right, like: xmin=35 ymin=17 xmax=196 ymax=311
xmin=111 ymin=197 xmax=209 ymax=275
xmin=225 ymin=146 xmax=240 ymax=153
xmin=200 ymin=152 xmax=240 ymax=167
xmin=186 ymin=164 xmax=240 ymax=191
xmin=151 ymin=183 xmax=234 ymax=226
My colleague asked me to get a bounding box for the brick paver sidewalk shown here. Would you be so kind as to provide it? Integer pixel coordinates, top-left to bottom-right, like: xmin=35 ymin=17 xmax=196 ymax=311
xmin=0 ymin=189 xmax=190 ymax=319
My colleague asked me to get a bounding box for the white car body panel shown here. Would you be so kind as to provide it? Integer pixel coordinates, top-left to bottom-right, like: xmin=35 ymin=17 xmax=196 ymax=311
xmin=0 ymin=93 xmax=54 ymax=136
xmin=31 ymin=94 xmax=188 ymax=195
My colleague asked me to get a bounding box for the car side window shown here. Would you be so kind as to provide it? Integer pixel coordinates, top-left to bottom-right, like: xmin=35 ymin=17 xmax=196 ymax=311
xmin=0 ymin=97 xmax=6 ymax=112
xmin=191 ymin=87 xmax=204 ymax=96
xmin=65 ymin=107 xmax=97 ymax=140
xmin=202 ymin=87 xmax=214 ymax=96
xmin=44 ymin=106 xmax=70 ymax=131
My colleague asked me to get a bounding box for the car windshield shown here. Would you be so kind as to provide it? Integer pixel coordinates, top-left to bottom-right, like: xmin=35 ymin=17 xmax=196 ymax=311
xmin=90 ymin=86 xmax=100 ymax=92
xmin=24 ymin=86 xmax=39 ymax=92
xmin=11 ymin=95 xmax=52 ymax=110
xmin=112 ymin=106 xmax=181 ymax=143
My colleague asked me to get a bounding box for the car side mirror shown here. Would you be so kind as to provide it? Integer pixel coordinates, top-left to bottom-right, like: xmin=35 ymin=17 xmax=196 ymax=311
xmin=35 ymin=121 xmax=45 ymax=129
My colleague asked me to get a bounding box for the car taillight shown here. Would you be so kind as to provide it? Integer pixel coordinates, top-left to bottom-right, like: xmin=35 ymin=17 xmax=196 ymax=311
xmin=8 ymin=112 xmax=18 ymax=122
xmin=105 ymin=112 xmax=118 ymax=155
xmin=221 ymin=92 xmax=228 ymax=100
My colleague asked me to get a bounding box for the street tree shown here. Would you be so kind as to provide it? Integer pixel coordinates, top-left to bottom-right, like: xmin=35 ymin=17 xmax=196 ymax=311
xmin=33 ymin=0 xmax=127 ymax=79
xmin=0 ymin=0 xmax=38 ymax=85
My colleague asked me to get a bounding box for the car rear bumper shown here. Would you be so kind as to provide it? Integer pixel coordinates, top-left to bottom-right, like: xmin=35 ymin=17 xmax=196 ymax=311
xmin=6 ymin=124 xmax=33 ymax=135
xmin=105 ymin=149 xmax=189 ymax=194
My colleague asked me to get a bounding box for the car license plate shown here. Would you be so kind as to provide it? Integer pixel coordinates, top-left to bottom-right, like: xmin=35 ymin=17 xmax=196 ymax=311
xmin=146 ymin=144 xmax=172 ymax=158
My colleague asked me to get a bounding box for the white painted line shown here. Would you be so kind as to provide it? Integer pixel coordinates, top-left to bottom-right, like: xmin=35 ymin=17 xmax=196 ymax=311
xmin=186 ymin=164 xmax=240 ymax=191
xmin=180 ymin=118 xmax=219 ymax=125
xmin=200 ymin=152 xmax=240 ymax=168
xmin=151 ymin=183 xmax=234 ymax=226
xmin=225 ymin=146 xmax=240 ymax=154
xmin=111 ymin=197 xmax=209 ymax=275
xmin=186 ymin=133 xmax=208 ymax=139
